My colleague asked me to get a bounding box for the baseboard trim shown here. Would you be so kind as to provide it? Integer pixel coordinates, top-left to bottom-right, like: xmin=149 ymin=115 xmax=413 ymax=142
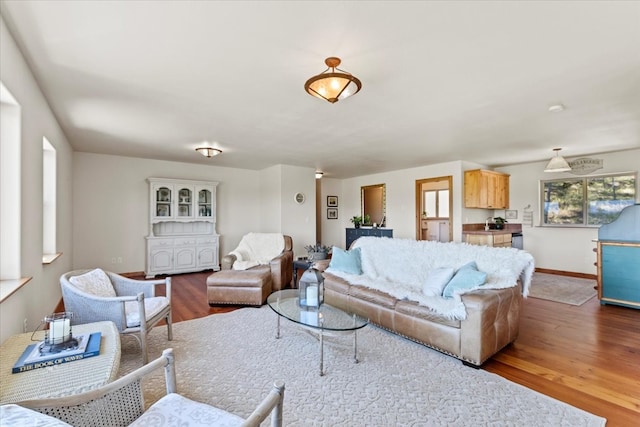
xmin=535 ymin=267 xmax=596 ymax=280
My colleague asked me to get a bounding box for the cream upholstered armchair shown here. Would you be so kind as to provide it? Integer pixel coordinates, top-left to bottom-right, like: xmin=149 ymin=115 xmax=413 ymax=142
xmin=60 ymin=269 xmax=172 ymax=364
xmin=6 ymin=348 xmax=285 ymax=427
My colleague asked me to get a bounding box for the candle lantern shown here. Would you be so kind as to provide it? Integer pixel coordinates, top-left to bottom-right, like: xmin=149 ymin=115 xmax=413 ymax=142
xmin=298 ymin=267 xmax=324 ymax=308
xmin=39 ymin=312 xmax=78 ymax=354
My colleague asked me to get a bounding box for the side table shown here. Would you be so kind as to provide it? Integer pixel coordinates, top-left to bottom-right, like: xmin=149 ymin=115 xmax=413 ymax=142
xmin=292 ymin=259 xmax=312 ymax=288
xmin=0 ymin=321 xmax=121 ymax=404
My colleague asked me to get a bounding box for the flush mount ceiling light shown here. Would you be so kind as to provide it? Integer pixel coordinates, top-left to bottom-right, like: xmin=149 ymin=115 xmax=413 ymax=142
xmin=544 ymin=148 xmax=572 ymax=172
xmin=315 ymin=171 xmax=324 ymax=179
xmin=195 ymin=147 xmax=222 ymax=158
xmin=304 ymin=57 xmax=362 ymax=103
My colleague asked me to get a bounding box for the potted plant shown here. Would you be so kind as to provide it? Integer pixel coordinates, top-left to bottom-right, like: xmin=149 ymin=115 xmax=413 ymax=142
xmin=493 ymin=217 xmax=508 ymax=230
xmin=350 ymin=215 xmax=362 ymax=229
xmin=363 ymin=214 xmax=371 ymax=226
xmin=304 ymin=243 xmax=331 ymax=261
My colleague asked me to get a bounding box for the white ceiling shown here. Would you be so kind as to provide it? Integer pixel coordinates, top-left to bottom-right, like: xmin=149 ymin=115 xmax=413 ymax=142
xmin=1 ymin=1 xmax=639 ymax=178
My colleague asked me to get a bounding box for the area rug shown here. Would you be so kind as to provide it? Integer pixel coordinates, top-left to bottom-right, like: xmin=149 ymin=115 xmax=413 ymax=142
xmin=528 ymin=272 xmax=597 ymax=306
xmin=119 ymin=307 xmax=605 ymax=426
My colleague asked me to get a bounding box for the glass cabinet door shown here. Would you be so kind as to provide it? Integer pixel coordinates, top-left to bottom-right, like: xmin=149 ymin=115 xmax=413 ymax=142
xmin=198 ymin=189 xmax=212 ymax=217
xmin=155 ymin=186 xmax=172 ymax=217
xmin=177 ymin=187 xmax=192 ymax=217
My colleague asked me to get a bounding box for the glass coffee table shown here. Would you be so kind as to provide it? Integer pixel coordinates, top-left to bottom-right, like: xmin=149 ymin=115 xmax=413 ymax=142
xmin=267 ymin=289 xmax=367 ymax=376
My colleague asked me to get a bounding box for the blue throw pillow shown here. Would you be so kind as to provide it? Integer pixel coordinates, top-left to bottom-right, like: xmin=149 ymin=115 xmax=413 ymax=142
xmin=329 ymin=247 xmax=363 ymax=275
xmin=442 ymin=262 xmax=487 ymax=298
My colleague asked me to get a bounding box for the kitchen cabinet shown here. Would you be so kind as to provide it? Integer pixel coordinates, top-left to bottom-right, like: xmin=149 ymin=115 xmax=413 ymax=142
xmin=465 ymin=232 xmax=512 ymax=247
xmin=464 ymin=169 xmax=510 ymax=209
xmin=145 ymin=178 xmax=220 ymax=278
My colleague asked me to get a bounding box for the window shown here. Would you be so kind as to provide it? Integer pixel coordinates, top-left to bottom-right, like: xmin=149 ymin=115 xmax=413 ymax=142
xmin=541 ymin=173 xmax=636 ymax=227
xmin=1 ymin=82 xmax=21 ymax=281
xmin=43 ymin=137 xmax=57 ymax=258
xmin=423 ymin=189 xmax=449 ymax=218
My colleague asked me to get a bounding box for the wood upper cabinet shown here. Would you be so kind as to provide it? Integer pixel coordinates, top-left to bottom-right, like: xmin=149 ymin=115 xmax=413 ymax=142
xmin=464 ymin=169 xmax=510 ymax=209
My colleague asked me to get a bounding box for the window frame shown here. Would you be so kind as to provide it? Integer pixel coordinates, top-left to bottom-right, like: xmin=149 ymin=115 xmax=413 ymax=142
xmin=539 ymin=171 xmax=637 ymax=228
xmin=423 ymin=189 xmax=450 ymax=219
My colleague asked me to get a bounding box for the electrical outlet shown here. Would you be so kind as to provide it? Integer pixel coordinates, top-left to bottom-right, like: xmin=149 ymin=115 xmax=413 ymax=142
xmin=111 ymin=257 xmax=117 ymax=264
xmin=23 ymin=318 xmax=28 ymax=333
xmin=117 ymin=257 xmax=123 ymax=264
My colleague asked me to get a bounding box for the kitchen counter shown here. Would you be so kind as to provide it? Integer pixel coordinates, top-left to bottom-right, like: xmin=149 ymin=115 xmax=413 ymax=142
xmin=462 ymin=224 xmax=522 ymax=247
xmin=463 ymin=230 xmax=513 ymax=235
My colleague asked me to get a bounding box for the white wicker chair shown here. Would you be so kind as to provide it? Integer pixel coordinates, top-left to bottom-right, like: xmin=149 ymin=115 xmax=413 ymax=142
xmin=10 ymin=348 xmax=285 ymax=427
xmin=60 ymin=269 xmax=172 ymax=364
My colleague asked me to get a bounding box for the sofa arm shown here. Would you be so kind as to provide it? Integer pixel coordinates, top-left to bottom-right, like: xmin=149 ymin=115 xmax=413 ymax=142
xmin=459 ymin=286 xmax=522 ymax=366
xmin=221 ymin=254 xmax=237 ymax=270
xmin=269 ymin=251 xmax=293 ymax=291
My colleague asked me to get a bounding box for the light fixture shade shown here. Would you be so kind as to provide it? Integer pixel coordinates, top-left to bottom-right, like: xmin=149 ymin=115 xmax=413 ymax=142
xmin=305 ymin=57 xmax=362 ymax=103
xmin=195 ymin=147 xmax=222 ymax=158
xmin=315 ymin=171 xmax=323 ymax=179
xmin=544 ymin=148 xmax=571 ymax=172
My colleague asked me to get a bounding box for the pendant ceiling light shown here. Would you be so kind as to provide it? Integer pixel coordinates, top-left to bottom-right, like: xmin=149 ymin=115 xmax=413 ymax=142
xmin=304 ymin=57 xmax=362 ymax=103
xmin=195 ymin=147 xmax=222 ymax=158
xmin=544 ymin=148 xmax=571 ymax=172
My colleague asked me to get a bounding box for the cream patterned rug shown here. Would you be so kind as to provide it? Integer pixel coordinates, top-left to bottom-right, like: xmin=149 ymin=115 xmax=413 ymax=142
xmin=119 ymin=307 xmax=605 ymax=426
xmin=528 ymin=272 xmax=598 ymax=306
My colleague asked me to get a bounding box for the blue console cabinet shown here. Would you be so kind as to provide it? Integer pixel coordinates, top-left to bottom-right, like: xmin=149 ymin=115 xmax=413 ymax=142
xmin=596 ymin=204 xmax=640 ymax=309
xmin=346 ymin=227 xmax=393 ymax=249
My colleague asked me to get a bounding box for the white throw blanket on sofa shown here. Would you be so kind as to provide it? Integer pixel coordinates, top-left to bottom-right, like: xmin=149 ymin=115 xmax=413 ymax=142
xmin=230 ymin=233 xmax=285 ymax=270
xmin=325 ymin=237 xmax=535 ymax=319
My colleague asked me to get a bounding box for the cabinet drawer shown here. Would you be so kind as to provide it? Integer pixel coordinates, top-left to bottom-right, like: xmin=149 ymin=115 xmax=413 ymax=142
xmin=148 ymin=238 xmax=174 ymax=249
xmin=196 ymin=237 xmax=218 ymax=245
xmin=174 ymin=238 xmax=197 ymax=246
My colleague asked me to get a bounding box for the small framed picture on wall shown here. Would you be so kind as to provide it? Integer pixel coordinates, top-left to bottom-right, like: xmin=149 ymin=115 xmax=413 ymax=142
xmin=327 ymin=208 xmax=338 ymax=219
xmin=327 ymin=196 xmax=338 ymax=207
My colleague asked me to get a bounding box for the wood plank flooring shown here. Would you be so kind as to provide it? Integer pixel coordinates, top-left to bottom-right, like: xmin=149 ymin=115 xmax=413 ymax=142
xmin=77 ymin=270 xmax=640 ymax=426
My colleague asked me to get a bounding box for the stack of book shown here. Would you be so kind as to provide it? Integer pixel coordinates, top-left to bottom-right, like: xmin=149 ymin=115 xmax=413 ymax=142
xmin=12 ymin=332 xmax=102 ymax=374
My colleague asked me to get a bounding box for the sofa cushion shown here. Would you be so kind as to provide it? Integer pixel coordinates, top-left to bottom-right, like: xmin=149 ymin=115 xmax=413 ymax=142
xmin=329 ymin=247 xmax=362 ymax=275
xmin=442 ymin=263 xmax=487 ymax=298
xmin=69 ymin=268 xmax=116 ymax=297
xmin=395 ymin=300 xmax=461 ymax=328
xmin=350 ymin=284 xmax=397 ymax=309
xmin=125 ymin=297 xmax=170 ymax=327
xmin=0 ymin=404 xmax=73 ymax=427
xmin=422 ymin=267 xmax=455 ymax=297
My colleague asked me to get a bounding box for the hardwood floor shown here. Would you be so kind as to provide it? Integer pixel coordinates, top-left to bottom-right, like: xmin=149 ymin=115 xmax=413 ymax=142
xmin=100 ymin=271 xmax=640 ymax=425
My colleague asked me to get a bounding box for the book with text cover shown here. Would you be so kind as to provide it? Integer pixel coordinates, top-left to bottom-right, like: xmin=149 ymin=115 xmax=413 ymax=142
xmin=12 ymin=332 xmax=102 ymax=374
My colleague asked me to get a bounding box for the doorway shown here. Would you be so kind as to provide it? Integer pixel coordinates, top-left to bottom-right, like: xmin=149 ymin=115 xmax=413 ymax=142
xmin=415 ymin=176 xmax=453 ymax=242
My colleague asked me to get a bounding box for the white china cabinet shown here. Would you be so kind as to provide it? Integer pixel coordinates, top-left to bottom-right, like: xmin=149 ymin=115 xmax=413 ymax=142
xmin=145 ymin=178 xmax=220 ymax=278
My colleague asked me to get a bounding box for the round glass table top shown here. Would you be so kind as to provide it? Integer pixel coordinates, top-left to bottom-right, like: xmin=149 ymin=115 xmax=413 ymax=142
xmin=267 ymin=289 xmax=367 ymax=331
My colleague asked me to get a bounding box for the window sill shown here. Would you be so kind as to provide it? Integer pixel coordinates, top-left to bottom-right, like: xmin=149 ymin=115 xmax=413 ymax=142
xmin=42 ymin=252 xmax=63 ymax=265
xmin=0 ymin=277 xmax=33 ymax=303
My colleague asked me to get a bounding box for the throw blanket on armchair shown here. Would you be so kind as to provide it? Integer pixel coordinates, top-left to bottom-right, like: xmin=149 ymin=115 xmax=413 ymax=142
xmin=325 ymin=237 xmax=535 ymax=319
xmin=230 ymin=233 xmax=285 ymax=270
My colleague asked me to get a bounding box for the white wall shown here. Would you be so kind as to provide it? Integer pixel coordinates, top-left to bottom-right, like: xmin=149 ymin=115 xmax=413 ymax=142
xmin=319 ymin=178 xmax=343 ymax=249
xmin=278 ymin=165 xmax=317 ymax=258
xmin=320 ymin=149 xmax=639 ymax=275
xmin=72 ymin=155 xmax=319 ymax=271
xmin=0 ymin=16 xmax=75 ymax=343
xmin=326 ymin=161 xmax=469 ymax=248
xmin=496 ymin=148 xmax=640 ymax=274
